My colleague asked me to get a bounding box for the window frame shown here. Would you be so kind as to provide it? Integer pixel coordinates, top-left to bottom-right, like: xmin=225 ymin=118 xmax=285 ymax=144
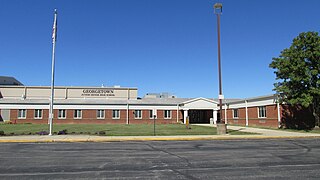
xmin=164 ymin=110 xmax=172 ymax=119
xmin=58 ymin=109 xmax=66 ymax=119
xmin=258 ymin=106 xmax=267 ymax=118
xmin=112 ymin=110 xmax=120 ymax=119
xmin=134 ymin=110 xmax=142 ymax=119
xmin=74 ymin=109 xmax=82 ymax=119
xmin=233 ymin=109 xmax=239 ymax=119
xmin=149 ymin=110 xmax=154 ymax=119
xmin=97 ymin=109 xmax=105 ymax=119
xmin=18 ymin=109 xmax=27 ymax=119
xmin=34 ymin=109 xmax=43 ymax=119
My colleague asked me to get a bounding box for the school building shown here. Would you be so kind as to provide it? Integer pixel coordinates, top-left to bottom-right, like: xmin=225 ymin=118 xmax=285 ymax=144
xmin=0 ymin=76 xmax=314 ymax=129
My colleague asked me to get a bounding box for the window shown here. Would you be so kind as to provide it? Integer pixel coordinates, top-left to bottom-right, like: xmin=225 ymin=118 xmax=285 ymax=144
xmin=74 ymin=110 xmax=82 ymax=119
xmin=149 ymin=110 xmax=154 ymax=119
xmin=18 ymin=109 xmax=26 ymax=119
xmin=258 ymin=106 xmax=267 ymax=118
xmin=34 ymin=109 xmax=42 ymax=119
xmin=58 ymin=109 xmax=66 ymax=119
xmin=97 ymin=110 xmax=105 ymax=119
xmin=134 ymin=110 xmax=142 ymax=119
xmin=164 ymin=110 xmax=171 ymax=119
xmin=233 ymin=109 xmax=239 ymax=118
xmin=112 ymin=110 xmax=120 ymax=119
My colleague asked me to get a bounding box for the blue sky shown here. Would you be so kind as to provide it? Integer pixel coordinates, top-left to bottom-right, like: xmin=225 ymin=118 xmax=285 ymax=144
xmin=1 ymin=0 xmax=319 ymax=98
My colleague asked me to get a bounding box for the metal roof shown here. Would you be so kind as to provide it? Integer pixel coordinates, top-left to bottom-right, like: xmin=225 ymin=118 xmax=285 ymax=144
xmin=0 ymin=76 xmax=23 ymax=86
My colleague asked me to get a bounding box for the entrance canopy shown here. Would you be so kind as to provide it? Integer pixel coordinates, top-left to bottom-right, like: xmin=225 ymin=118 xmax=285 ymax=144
xmin=179 ymin=98 xmax=219 ymax=124
xmin=179 ymin=97 xmax=218 ymax=110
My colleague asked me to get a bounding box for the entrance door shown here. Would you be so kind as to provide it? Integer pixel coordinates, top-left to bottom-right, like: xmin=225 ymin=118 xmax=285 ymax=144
xmin=189 ymin=110 xmax=213 ymax=124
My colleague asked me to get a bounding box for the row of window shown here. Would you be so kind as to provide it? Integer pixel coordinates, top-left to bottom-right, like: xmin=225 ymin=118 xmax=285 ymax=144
xmin=17 ymin=109 xmax=172 ymax=119
xmin=232 ymin=106 xmax=267 ymax=118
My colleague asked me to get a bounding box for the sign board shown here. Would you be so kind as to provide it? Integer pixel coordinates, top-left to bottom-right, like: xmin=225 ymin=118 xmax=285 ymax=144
xmin=81 ymin=89 xmax=115 ymax=97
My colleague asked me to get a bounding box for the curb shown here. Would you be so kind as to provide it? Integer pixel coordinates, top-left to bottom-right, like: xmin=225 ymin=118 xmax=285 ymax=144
xmin=0 ymin=135 xmax=319 ymax=143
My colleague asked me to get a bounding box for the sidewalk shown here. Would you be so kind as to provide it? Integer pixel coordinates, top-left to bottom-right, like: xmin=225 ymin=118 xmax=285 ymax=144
xmin=195 ymin=124 xmax=320 ymax=137
xmin=0 ymin=125 xmax=319 ymax=143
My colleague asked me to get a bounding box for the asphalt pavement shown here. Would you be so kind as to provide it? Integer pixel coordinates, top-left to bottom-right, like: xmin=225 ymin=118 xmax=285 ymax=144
xmin=0 ymin=139 xmax=320 ymax=179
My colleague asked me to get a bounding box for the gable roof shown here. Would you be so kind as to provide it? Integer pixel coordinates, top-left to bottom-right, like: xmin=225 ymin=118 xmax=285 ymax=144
xmin=180 ymin=97 xmax=218 ymax=105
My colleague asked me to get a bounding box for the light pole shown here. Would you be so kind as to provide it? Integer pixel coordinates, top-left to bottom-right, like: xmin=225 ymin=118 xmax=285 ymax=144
xmin=214 ymin=3 xmax=227 ymax=134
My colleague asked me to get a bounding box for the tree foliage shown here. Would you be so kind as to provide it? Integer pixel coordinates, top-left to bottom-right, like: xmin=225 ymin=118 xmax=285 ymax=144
xmin=269 ymin=31 xmax=320 ymax=127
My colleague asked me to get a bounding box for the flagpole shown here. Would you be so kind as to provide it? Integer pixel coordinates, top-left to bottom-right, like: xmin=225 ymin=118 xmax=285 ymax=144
xmin=49 ymin=9 xmax=57 ymax=136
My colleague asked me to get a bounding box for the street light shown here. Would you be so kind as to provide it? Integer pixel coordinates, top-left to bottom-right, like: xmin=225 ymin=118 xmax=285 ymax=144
xmin=214 ymin=3 xmax=227 ymax=134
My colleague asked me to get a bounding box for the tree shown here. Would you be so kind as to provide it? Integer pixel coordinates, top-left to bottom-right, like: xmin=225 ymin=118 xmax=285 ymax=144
xmin=270 ymin=31 xmax=320 ymax=127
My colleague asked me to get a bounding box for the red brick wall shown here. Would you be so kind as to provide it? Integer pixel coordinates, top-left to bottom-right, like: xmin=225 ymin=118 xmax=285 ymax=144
xmin=10 ymin=109 xmax=179 ymax=124
xmin=280 ymin=104 xmax=314 ymax=129
xmin=224 ymin=105 xmax=279 ymax=128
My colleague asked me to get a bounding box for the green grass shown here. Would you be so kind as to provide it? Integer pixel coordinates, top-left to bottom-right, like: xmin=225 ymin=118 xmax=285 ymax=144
xmin=0 ymin=123 xmax=255 ymax=136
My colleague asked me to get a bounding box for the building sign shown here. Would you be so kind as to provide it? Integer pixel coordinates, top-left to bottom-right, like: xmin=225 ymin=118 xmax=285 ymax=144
xmin=81 ymin=89 xmax=115 ymax=97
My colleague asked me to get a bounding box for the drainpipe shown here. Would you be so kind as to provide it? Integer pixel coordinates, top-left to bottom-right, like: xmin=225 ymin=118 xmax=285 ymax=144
xmin=224 ymin=103 xmax=227 ymax=124
xmin=245 ymin=100 xmax=248 ymax=126
xmin=176 ymin=104 xmax=179 ymax=123
xmin=277 ymin=101 xmax=281 ymax=128
xmin=126 ymin=103 xmax=129 ymax=124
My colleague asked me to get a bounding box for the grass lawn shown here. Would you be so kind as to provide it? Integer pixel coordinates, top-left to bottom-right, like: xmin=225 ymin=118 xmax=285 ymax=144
xmin=0 ymin=123 xmax=255 ymax=136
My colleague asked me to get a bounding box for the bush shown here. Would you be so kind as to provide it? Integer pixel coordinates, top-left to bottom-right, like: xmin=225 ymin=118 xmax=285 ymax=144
xmin=97 ymin=131 xmax=106 ymax=135
xmin=58 ymin=129 xmax=68 ymax=135
xmin=37 ymin=131 xmax=49 ymax=135
xmin=0 ymin=130 xmax=5 ymax=136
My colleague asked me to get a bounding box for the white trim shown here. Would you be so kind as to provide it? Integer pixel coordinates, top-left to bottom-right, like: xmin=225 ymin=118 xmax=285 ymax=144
xmin=183 ymin=110 xmax=188 ymax=124
xmin=112 ymin=109 xmax=120 ymax=119
xmin=17 ymin=109 xmax=27 ymax=119
xmin=181 ymin=97 xmax=218 ymax=105
xmin=224 ymin=104 xmax=227 ymax=124
xmin=96 ymin=109 xmax=105 ymax=119
xmin=34 ymin=109 xmax=43 ymax=119
xmin=126 ymin=104 xmax=129 ymax=124
xmin=149 ymin=109 xmax=154 ymax=119
xmin=134 ymin=110 xmax=142 ymax=119
xmin=277 ymin=101 xmax=281 ymax=127
xmin=73 ymin=109 xmax=82 ymax=119
xmin=164 ymin=110 xmax=172 ymax=119
xmin=176 ymin=104 xmax=179 ymax=123
xmin=245 ymin=100 xmax=248 ymax=126
xmin=258 ymin=106 xmax=267 ymax=118
xmin=58 ymin=109 xmax=67 ymax=119
xmin=232 ymin=109 xmax=239 ymax=119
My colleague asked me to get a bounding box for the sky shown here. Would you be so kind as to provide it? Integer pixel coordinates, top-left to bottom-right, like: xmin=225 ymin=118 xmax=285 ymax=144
xmin=1 ymin=0 xmax=320 ymax=99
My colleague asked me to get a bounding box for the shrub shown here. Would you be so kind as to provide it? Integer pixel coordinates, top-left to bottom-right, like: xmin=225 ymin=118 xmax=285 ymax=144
xmin=0 ymin=130 xmax=5 ymax=136
xmin=97 ymin=131 xmax=106 ymax=135
xmin=58 ymin=129 xmax=68 ymax=135
xmin=37 ymin=131 xmax=49 ymax=135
